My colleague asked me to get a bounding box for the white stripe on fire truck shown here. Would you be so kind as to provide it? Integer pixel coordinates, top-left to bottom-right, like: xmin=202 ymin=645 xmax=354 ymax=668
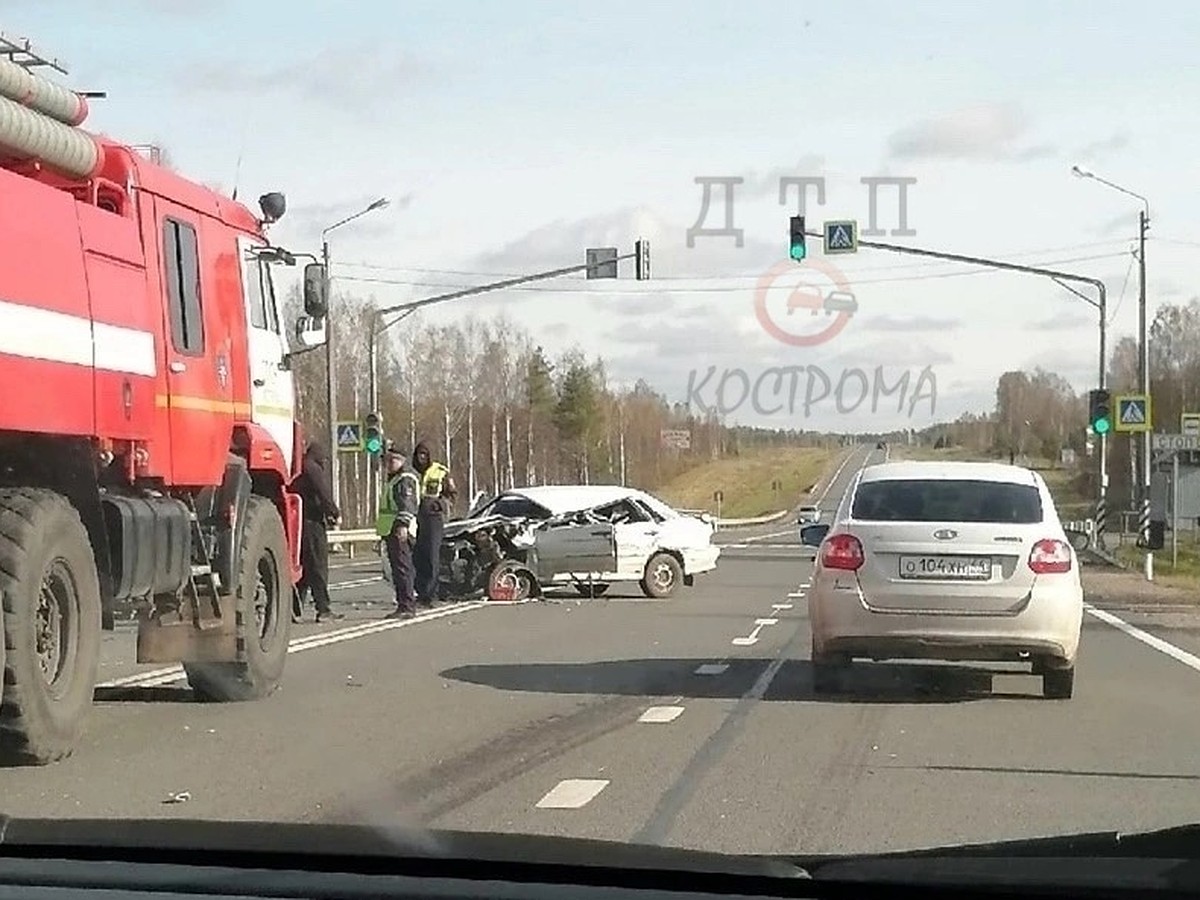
xmin=0 ymin=299 xmax=156 ymax=377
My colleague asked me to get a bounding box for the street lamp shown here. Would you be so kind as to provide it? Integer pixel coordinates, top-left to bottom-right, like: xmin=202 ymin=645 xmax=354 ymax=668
xmin=1072 ymin=165 xmax=1152 ymax=578
xmin=321 ymin=197 xmax=390 ymax=511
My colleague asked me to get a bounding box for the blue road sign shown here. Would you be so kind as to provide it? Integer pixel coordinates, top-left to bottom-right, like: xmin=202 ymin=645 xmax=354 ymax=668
xmin=336 ymin=421 xmax=364 ymax=451
xmin=823 ymin=220 xmax=858 ymax=255
xmin=1114 ymin=394 xmax=1151 ymax=433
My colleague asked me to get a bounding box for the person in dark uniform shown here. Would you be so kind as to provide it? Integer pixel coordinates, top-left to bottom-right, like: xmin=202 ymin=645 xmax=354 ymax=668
xmin=294 ymin=441 xmax=344 ymax=623
xmin=412 ymin=441 xmax=457 ymax=607
xmin=377 ymin=444 xmax=420 ymax=619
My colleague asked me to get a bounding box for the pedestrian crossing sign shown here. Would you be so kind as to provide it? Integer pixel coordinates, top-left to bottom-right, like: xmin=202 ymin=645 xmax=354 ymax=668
xmin=823 ymin=219 xmax=858 ymax=255
xmin=336 ymin=421 xmax=364 ymax=451
xmin=1114 ymin=394 xmax=1151 ymax=433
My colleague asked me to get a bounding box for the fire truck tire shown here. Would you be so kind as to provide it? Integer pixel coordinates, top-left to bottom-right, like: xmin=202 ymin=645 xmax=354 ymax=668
xmin=0 ymin=488 xmax=102 ymax=765
xmin=184 ymin=496 xmax=290 ymax=702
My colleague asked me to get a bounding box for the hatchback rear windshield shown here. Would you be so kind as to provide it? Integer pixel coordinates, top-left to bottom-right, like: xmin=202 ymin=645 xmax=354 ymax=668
xmin=851 ymin=479 xmax=1043 ymax=524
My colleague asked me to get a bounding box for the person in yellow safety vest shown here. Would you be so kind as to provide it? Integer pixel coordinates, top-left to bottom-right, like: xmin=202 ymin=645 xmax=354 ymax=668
xmin=377 ymin=444 xmax=421 ymax=619
xmin=412 ymin=441 xmax=457 ymax=607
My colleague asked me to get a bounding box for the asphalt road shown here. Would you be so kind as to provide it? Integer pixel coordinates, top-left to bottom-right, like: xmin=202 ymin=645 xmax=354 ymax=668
xmin=4 ymin=443 xmax=1200 ymax=857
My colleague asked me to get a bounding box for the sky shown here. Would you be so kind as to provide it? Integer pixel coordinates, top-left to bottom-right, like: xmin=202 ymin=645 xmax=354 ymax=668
xmin=8 ymin=0 xmax=1200 ymax=432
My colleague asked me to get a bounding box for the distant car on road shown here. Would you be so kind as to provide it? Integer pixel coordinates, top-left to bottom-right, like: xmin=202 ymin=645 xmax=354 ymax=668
xmin=799 ymin=461 xmax=1083 ymax=699
xmin=876 ymin=441 xmax=887 ymax=451
xmin=796 ymin=505 xmax=822 ymax=527
xmin=438 ymin=485 xmax=720 ymax=600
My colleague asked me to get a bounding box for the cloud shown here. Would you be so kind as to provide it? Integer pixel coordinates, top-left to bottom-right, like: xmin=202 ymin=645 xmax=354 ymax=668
xmin=739 ymin=154 xmax=827 ymax=200
xmin=1018 ymin=349 xmax=1095 ymax=387
xmin=603 ymin=294 xmax=676 ymax=316
xmin=887 ymin=103 xmax=1053 ymax=162
xmin=859 ymin=315 xmax=963 ymax=332
xmin=281 ymin=194 xmax=412 ymax=241
xmin=827 ymin=339 xmax=953 ymax=368
xmin=1092 ymin=212 xmax=1139 ymax=239
xmin=608 ymin=315 xmax=757 ymax=361
xmin=176 ymin=44 xmax=428 ymax=111
xmin=472 ymin=206 xmax=783 ymax=279
xmin=1028 ymin=309 xmax=1092 ymax=330
xmin=1073 ymin=130 xmax=1131 ymax=162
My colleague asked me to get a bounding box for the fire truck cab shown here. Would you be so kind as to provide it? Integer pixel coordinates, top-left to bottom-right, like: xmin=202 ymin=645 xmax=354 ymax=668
xmin=0 ymin=44 xmax=325 ymax=765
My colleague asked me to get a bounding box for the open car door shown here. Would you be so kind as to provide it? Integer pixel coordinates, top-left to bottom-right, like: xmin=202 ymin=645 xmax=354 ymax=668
xmin=529 ymin=521 xmax=618 ymax=581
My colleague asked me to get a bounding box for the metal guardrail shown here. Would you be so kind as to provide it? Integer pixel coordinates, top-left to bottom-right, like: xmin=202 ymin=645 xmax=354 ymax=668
xmin=327 ymin=529 xmax=379 ymax=558
xmin=716 ymin=510 xmax=790 ymax=528
xmin=328 ymin=507 xmax=791 ymax=554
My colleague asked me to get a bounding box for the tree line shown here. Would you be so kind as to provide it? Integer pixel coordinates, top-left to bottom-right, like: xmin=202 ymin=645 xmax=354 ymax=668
xmin=284 ymin=289 xmax=829 ymax=527
xmin=905 ymin=297 xmax=1200 ymax=514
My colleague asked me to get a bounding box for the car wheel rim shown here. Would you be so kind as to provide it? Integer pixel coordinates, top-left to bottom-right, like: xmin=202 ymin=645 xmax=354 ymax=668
xmin=653 ymin=563 xmax=674 ymax=590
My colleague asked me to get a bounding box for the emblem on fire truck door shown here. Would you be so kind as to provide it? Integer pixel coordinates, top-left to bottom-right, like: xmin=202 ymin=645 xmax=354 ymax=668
xmin=216 ymin=353 xmax=229 ymax=389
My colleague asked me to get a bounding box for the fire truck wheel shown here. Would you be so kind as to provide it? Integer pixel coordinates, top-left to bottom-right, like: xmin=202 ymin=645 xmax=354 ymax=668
xmin=185 ymin=496 xmax=291 ymax=702
xmin=0 ymin=488 xmax=102 ymax=765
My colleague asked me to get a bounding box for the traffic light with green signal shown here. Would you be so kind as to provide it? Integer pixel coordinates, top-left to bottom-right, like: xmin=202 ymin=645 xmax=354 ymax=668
xmin=363 ymin=412 xmax=384 ymax=455
xmin=789 ymin=215 xmax=807 ymax=261
xmin=1088 ymin=388 xmax=1112 ymax=435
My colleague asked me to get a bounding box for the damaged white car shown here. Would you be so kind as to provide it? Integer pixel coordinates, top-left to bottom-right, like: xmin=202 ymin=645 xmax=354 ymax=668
xmin=414 ymin=485 xmax=720 ymax=601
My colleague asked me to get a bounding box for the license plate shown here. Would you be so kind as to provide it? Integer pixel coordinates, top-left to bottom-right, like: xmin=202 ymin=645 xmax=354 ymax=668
xmin=898 ymin=555 xmax=992 ymax=580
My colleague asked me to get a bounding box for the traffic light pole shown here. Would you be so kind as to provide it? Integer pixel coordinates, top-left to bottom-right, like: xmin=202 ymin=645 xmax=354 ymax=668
xmin=1137 ymin=209 xmax=1151 ymax=579
xmin=806 ymin=230 xmax=1110 ymax=545
xmin=362 ymin=249 xmax=642 ymax=517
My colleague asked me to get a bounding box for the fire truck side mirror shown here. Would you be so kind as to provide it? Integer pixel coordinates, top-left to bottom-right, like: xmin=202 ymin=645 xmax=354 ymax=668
xmin=303 ymin=263 xmax=328 ymax=318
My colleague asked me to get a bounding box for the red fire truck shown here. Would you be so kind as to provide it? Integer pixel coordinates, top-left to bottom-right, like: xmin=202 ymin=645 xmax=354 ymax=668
xmin=0 ymin=39 xmax=326 ymax=764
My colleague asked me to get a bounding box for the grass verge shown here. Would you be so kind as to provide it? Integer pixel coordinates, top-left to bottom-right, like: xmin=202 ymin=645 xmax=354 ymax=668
xmin=656 ymin=446 xmax=838 ymax=519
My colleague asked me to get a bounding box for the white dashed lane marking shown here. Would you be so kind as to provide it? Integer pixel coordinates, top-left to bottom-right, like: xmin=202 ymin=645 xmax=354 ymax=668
xmin=639 ymin=706 xmax=685 ymax=723
xmin=536 ymin=779 xmax=610 ymax=809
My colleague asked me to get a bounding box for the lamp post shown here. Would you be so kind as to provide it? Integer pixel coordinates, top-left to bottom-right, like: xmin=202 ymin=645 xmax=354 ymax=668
xmin=1071 ymin=166 xmax=1152 ymax=579
xmin=320 ymin=197 xmax=389 ymax=510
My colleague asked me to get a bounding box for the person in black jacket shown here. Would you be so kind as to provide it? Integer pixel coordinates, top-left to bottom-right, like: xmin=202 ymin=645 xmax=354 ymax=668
xmin=294 ymin=441 xmax=344 ymax=623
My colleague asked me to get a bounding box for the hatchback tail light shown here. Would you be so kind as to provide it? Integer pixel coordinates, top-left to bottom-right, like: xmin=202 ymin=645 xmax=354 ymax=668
xmin=1028 ymin=539 xmax=1072 ymax=574
xmin=821 ymin=533 xmax=864 ymax=570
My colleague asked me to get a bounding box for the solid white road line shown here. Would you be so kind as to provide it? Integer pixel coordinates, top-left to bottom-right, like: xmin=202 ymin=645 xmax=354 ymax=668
xmin=741 ymin=529 xmax=799 ymax=544
xmin=815 ymin=446 xmax=860 ymax=503
xmin=329 ymin=576 xmax=382 ymax=591
xmin=536 ymin=779 xmax=609 ymax=809
xmin=97 ymin=601 xmax=487 ymax=689
xmin=1085 ymin=603 xmax=1200 ymax=674
xmin=639 ymin=706 xmax=685 ymax=723
xmin=694 ymin=663 xmax=729 ymax=675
